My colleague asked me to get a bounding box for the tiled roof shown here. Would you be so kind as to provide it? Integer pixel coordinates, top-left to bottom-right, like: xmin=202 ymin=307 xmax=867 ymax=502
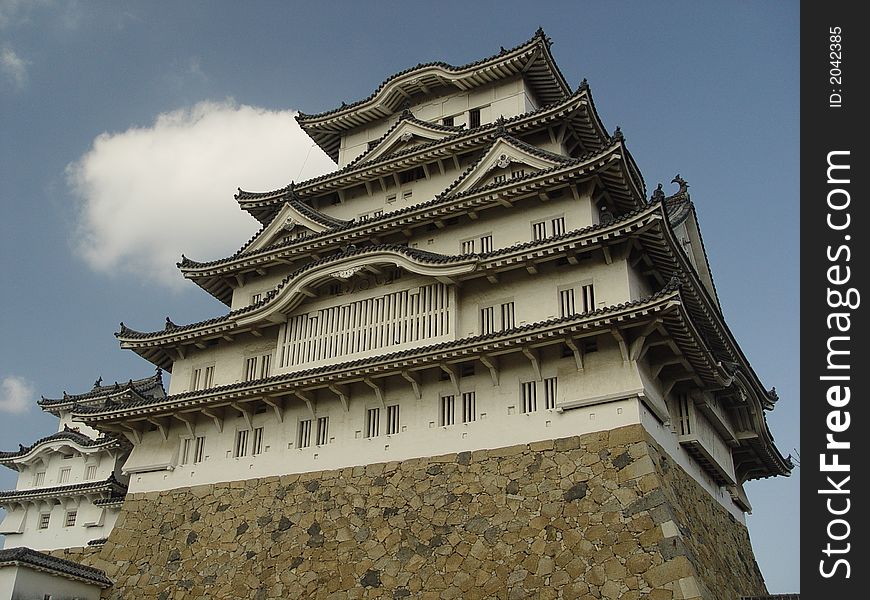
xmin=0 ymin=429 xmax=123 ymax=461
xmin=0 ymin=474 xmax=127 ymax=502
xmin=86 ymin=284 xmax=682 ymax=419
xmin=38 ymin=370 xmax=165 ymax=407
xmin=296 ymin=28 xmax=567 ymax=124
xmin=87 ymin=537 xmax=109 ymax=546
xmin=92 ymin=495 xmax=125 ymax=507
xmin=0 ymin=546 xmax=113 ymax=588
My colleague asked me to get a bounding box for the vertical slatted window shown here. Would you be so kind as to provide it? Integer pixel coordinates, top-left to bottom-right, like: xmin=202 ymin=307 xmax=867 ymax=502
xmin=544 ymin=377 xmax=558 ymax=410
xmin=480 ymin=306 xmax=495 ymax=335
xmin=316 ymin=417 xmax=329 ymax=446
xmin=532 ymin=221 xmax=547 ymax=241
xmin=85 ymin=465 xmax=98 ymax=480
xmin=386 ymin=405 xmax=400 ymax=435
xmin=180 ymin=438 xmax=191 ymax=465
xmin=501 ymin=302 xmax=515 ymax=330
xmin=366 ymin=408 xmax=380 ymax=438
xmin=677 ymin=394 xmax=692 ymax=436
xmin=462 ymin=392 xmax=476 ymax=423
xmin=39 ymin=513 xmax=50 ymax=529
xmin=194 ymin=436 xmax=206 ymax=463
xmin=234 ymin=430 xmax=249 ymax=458
xmin=468 ymin=108 xmax=481 ymax=128
xmin=551 ymin=216 xmax=566 ymax=235
xmin=58 ymin=468 xmax=70 ymax=483
xmin=559 ymin=289 xmax=575 ymax=318
xmin=461 ymin=239 xmax=475 ymax=254
xmin=260 ymin=354 xmax=272 ymax=378
xmin=479 ymin=235 xmax=493 ymax=253
xmin=65 ymin=510 xmax=77 ymax=527
xmin=440 ymin=395 xmax=455 ymax=426
xmin=521 ymin=381 xmax=537 ymax=413
xmin=244 ymin=357 xmax=258 ymax=382
xmin=252 ymin=427 xmax=264 ymax=455
xmin=581 ymin=284 xmax=595 ymax=313
xmin=203 ymin=366 xmax=214 ymax=388
xmin=34 ymin=472 xmax=45 ymax=486
xmin=191 ymin=369 xmax=201 ymax=391
xmin=298 ymin=420 xmax=312 ymax=448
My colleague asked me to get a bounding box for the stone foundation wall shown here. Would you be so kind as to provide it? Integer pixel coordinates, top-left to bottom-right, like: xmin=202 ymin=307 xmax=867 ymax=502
xmin=68 ymin=424 xmax=766 ymax=599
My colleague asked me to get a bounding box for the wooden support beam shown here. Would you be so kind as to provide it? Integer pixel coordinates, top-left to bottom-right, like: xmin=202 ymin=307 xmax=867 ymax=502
xmin=146 ymin=417 xmax=169 ymax=441
xmin=439 ymin=363 xmax=460 ymax=394
xmin=566 ymin=254 xmax=579 ymax=265
xmin=437 ymin=159 xmax=445 ymax=176
xmin=294 ymin=390 xmax=316 ymax=418
xmin=629 ymin=320 xmax=663 ymax=361
xmin=479 ymin=355 xmax=499 ymax=386
xmin=299 ymin=286 xmax=317 ymax=298
xmin=486 ymin=273 xmax=499 ymax=284
xmin=602 ymin=246 xmax=612 ymax=265
xmin=468 ymin=210 xmax=479 ymax=220
xmin=336 ymin=189 xmax=346 ymax=204
xmin=422 ymin=163 xmax=431 ymax=180
xmin=524 ymin=262 xmax=538 ymax=275
xmin=327 ymin=384 xmax=350 ymax=411
xmin=255 ymin=268 xmax=267 ymax=276
xmin=263 ymin=397 xmax=285 ymax=423
xmin=363 ymin=378 xmax=385 ymax=407
xmin=611 ymin=329 xmax=630 ymax=363
xmin=120 ymin=423 xmax=142 ymax=445
xmin=496 ymin=196 xmax=513 ymax=208
xmin=452 ymin=155 xmax=461 ymax=170
xmin=522 ymin=347 xmax=542 ymax=381
xmin=538 ymin=191 xmax=549 ymax=202
xmin=250 ymin=329 xmax=263 ymax=337
xmin=364 ymin=180 xmax=373 ymax=196
xmin=564 ymin=337 xmax=584 ymax=372
xmin=202 ymin=408 xmax=224 ymax=433
xmin=434 ymin=219 xmax=445 ymax=229
xmin=175 ymin=346 xmax=186 ymax=360
xmin=234 ymin=273 xmax=245 ymax=288
xmin=230 ymin=402 xmax=253 ymax=430
xmin=400 ymin=371 xmax=422 ymax=400
xmin=195 ymin=342 xmax=207 ymax=350
xmin=173 ymin=413 xmax=197 ymax=437
xmin=435 ymin=276 xmax=456 ymax=286
xmin=662 ymin=378 xmax=678 ymax=397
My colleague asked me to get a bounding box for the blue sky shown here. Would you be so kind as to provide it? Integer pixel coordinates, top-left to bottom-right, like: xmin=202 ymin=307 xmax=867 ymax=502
xmin=0 ymin=1 xmax=800 ymax=592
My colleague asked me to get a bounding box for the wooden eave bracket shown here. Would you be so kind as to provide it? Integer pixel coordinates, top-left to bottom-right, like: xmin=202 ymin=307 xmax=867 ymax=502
xmin=294 ymin=390 xmax=316 ymax=418
xmin=363 ymin=378 xmax=385 ymax=407
xmin=328 ymin=384 xmax=351 ymax=411
xmin=173 ymin=413 xmax=197 ymax=436
xmin=564 ymin=337 xmax=584 ymax=371
xmin=629 ymin=319 xmax=663 ymax=361
xmin=479 ymin=355 xmax=499 ymax=386
xmin=201 ymin=408 xmax=225 ymax=433
xmin=400 ymin=371 xmax=422 ymax=400
xmin=439 ymin=363 xmax=460 ymax=395
xmin=263 ymin=396 xmax=285 ymax=422
xmin=521 ymin=347 xmax=542 ymax=381
xmin=230 ymin=402 xmax=253 ymax=429
xmin=120 ymin=423 xmax=142 ymax=445
xmin=610 ymin=328 xmax=630 ymax=363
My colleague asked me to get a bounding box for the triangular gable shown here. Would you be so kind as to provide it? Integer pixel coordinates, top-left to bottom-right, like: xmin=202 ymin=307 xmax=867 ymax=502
xmin=241 ymin=202 xmax=334 ymax=254
xmin=446 ymin=136 xmax=567 ymax=196
xmin=360 ymin=118 xmax=459 ymax=165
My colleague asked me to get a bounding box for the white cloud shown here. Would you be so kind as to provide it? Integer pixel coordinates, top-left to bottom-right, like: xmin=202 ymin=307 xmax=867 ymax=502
xmin=0 ymin=46 xmax=28 ymax=88
xmin=67 ymin=100 xmax=336 ymax=288
xmin=0 ymin=375 xmax=34 ymax=414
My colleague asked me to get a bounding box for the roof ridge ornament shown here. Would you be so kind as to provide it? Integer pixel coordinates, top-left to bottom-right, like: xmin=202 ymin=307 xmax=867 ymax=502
xmin=612 ymin=126 xmax=624 ymax=142
xmin=165 ymin=317 xmax=179 ymax=331
xmin=578 ymin=78 xmax=589 ymax=92
xmin=671 ymin=174 xmax=689 ymax=194
xmin=93 ymin=377 xmax=102 ymax=389
xmin=650 ymin=183 xmax=665 ymax=203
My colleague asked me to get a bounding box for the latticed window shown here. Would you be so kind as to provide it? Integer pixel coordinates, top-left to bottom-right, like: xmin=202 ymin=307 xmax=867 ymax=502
xmin=180 ymin=438 xmax=191 ymax=464
xmin=440 ymin=395 xmax=456 ymax=426
xmin=479 ymin=235 xmax=493 ymax=253
xmin=532 ymin=221 xmax=547 ymax=241
xmin=460 ymin=239 xmax=475 ymax=254
xmin=193 ymin=436 xmax=206 ymax=463
xmin=298 ymin=420 xmax=312 ymax=448
xmin=58 ymin=468 xmax=70 ymax=484
xmin=203 ymin=366 xmax=214 ymax=388
xmin=581 ymin=284 xmax=595 ymax=313
xmin=234 ymin=430 xmax=249 ymax=458
xmin=521 ymin=381 xmax=537 ymax=413
xmin=462 ymin=392 xmax=476 ymax=423
xmin=559 ymin=289 xmax=576 ymax=318
xmin=500 ymin=302 xmax=515 ymax=329
xmin=544 ymin=377 xmax=558 ymax=410
xmin=39 ymin=513 xmax=50 ymax=529
xmin=65 ymin=510 xmax=77 ymax=527
xmin=551 ymin=216 xmax=566 ymax=235
xmin=480 ymin=306 xmax=495 ymax=335
xmin=386 ymin=405 xmax=400 ymax=435
xmin=365 ymin=408 xmax=380 ymax=438
xmin=316 ymin=417 xmax=329 ymax=446
xmin=34 ymin=471 xmax=45 ymax=486
xmin=252 ymin=427 xmax=265 ymax=455
xmin=468 ymin=107 xmax=481 ymax=128
xmin=85 ymin=465 xmax=98 ymax=480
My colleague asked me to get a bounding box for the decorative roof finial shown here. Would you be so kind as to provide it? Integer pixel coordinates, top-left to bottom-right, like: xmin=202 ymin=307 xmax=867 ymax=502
xmin=94 ymin=377 xmax=102 ymax=389
xmin=578 ymin=78 xmax=589 ymax=92
xmin=651 ymin=183 xmax=665 ymax=203
xmin=499 ymin=46 xmax=507 ymax=55
xmin=767 ymin=387 xmax=780 ymax=404
xmin=671 ymin=174 xmax=689 ymax=194
xmin=165 ymin=317 xmax=178 ymax=331
xmin=667 ymin=274 xmax=682 ymax=289
xmin=495 ymin=115 xmax=507 ymax=135
xmin=612 ymin=126 xmax=624 ymax=142
xmin=535 ymin=26 xmax=545 ymax=38
xmin=341 ymin=101 xmax=347 ymax=108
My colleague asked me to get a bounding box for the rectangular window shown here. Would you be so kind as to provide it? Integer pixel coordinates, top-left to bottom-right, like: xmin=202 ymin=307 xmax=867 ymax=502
xmin=193 ymin=436 xmax=206 ymax=463
xmin=521 ymin=381 xmax=537 ymax=413
xmin=500 ymin=302 xmax=515 ymax=330
xmin=203 ymin=366 xmax=214 ymax=388
xmin=493 ymin=174 xmax=507 ymax=184
xmin=439 ymin=395 xmax=455 ymax=426
xmin=180 ymin=438 xmax=192 ymax=465
xmin=260 ymin=354 xmax=271 ymax=378
xmin=468 ymin=108 xmax=481 ymax=128
xmin=244 ymin=357 xmax=258 ymax=382
xmin=461 ymin=392 xmax=476 ymax=423
xmin=234 ymin=429 xmax=249 ymax=458
xmin=532 ymin=221 xmax=547 ymax=241
xmin=511 ymin=168 xmax=526 ymax=179
xmin=399 ymin=166 xmax=425 ymax=184
xmin=551 ymin=216 xmax=566 ymax=236
xmin=252 ymin=427 xmax=265 ymax=455
xmin=39 ymin=513 xmax=50 ymax=529
xmin=34 ymin=471 xmax=45 ymax=486
xmin=386 ymin=405 xmax=400 ymax=435
xmin=367 ymin=140 xmax=378 ymax=151
xmin=298 ymin=419 xmax=312 ymax=448
xmin=402 ymin=190 xmax=413 ymax=202
xmin=581 ymin=284 xmax=595 ymax=313
xmin=460 ymin=239 xmax=475 ymax=254
xmin=559 ymin=289 xmax=576 ymax=318
xmin=58 ymin=468 xmax=70 ymax=484
xmin=316 ymin=417 xmax=329 ymax=446
xmin=544 ymin=377 xmax=558 ymax=410
xmin=479 ymin=235 xmax=493 ymax=253
xmin=386 ymin=194 xmax=397 ymax=204
xmin=85 ymin=465 xmax=98 ymax=480
xmin=251 ymin=293 xmax=262 ymax=304
xmin=65 ymin=510 xmax=77 ymax=527
xmin=480 ymin=306 xmax=495 ymax=335
xmin=442 ymin=115 xmax=454 ymax=126
xmin=191 ymin=368 xmax=201 ymax=391
xmin=365 ymin=408 xmax=380 ymax=438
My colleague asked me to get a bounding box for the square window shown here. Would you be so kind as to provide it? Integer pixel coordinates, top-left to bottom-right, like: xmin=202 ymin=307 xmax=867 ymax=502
xmin=58 ymin=468 xmax=70 ymax=484
xmin=460 ymin=239 xmax=475 ymax=254
xmin=34 ymin=471 xmax=45 ymax=486
xmin=65 ymin=510 xmax=77 ymax=528
xmin=39 ymin=513 xmax=50 ymax=529
xmin=532 ymin=221 xmax=547 ymax=241
xmin=442 ymin=116 xmax=454 ymax=126
xmin=85 ymin=465 xmax=98 ymax=480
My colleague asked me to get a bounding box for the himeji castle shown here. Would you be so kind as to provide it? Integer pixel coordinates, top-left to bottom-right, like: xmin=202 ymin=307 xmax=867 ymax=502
xmin=0 ymin=31 xmax=792 ymax=600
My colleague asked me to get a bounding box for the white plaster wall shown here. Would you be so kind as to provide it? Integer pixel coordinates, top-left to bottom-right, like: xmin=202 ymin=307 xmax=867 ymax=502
xmin=0 ymin=564 xmax=102 ymax=600
xmin=1 ymin=502 xmax=120 ymax=551
xmin=13 ymin=448 xmax=117 ymax=492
